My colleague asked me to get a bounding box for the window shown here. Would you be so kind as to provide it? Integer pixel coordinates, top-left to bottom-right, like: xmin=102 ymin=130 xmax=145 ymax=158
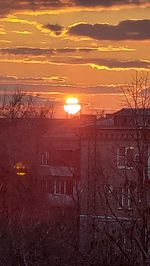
xmin=44 ymin=178 xmax=74 ymax=196
xmin=148 ymin=147 xmax=150 ymax=179
xmin=115 ymin=187 xmax=131 ymax=209
xmin=126 ymin=148 xmax=134 ymax=168
xmin=66 ymin=180 xmax=74 ymax=195
xmin=117 ymin=147 xmax=134 ymax=169
xmin=41 ymin=152 xmax=50 ymax=165
xmin=135 ymin=154 xmax=140 ymax=163
xmin=105 ymin=184 xmax=113 ymax=195
xmin=124 ymin=187 xmax=131 ymax=209
xmin=54 ymin=179 xmax=73 ymax=195
xmin=117 ymin=147 xmax=126 ymax=168
xmin=116 ymin=187 xmax=124 ymax=209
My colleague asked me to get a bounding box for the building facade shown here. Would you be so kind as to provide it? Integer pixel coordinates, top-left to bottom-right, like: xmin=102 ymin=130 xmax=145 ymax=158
xmin=1 ymin=109 xmax=150 ymax=263
xmin=79 ymin=109 xmax=150 ymax=264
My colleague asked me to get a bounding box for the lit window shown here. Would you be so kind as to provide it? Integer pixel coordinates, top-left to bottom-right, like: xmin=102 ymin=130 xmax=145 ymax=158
xmin=14 ymin=162 xmax=27 ymax=176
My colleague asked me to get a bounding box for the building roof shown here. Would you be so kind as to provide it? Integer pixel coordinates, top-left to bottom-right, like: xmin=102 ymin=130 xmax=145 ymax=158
xmin=114 ymin=108 xmax=150 ymax=116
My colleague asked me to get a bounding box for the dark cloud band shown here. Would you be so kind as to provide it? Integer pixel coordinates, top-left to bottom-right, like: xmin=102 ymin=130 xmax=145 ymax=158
xmin=72 ymin=0 xmax=149 ymax=7
xmin=0 ymin=47 xmax=149 ymax=70
xmin=68 ymin=20 xmax=150 ymax=41
xmin=0 ymin=47 xmax=100 ymax=55
xmin=0 ymin=0 xmax=149 ymax=16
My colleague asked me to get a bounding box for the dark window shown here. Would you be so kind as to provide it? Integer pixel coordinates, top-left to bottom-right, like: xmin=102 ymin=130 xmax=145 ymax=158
xmin=117 ymin=147 xmax=126 ymax=168
xmin=115 ymin=186 xmax=131 ymax=209
xmin=48 ymin=180 xmax=54 ymax=194
xmin=116 ymin=187 xmax=123 ymax=209
xmin=60 ymin=180 xmax=65 ymax=194
xmin=117 ymin=147 xmax=134 ymax=169
xmin=55 ymin=180 xmax=60 ymax=194
xmin=126 ymin=148 xmax=134 ymax=168
xmin=41 ymin=152 xmax=50 ymax=165
xmin=66 ymin=180 xmax=73 ymax=195
xmin=44 ymin=178 xmax=74 ymax=195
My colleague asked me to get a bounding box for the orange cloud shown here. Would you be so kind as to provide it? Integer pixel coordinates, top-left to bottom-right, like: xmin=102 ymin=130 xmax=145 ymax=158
xmin=0 ymin=56 xmax=149 ymax=71
xmin=0 ymin=0 xmax=149 ymax=17
xmin=68 ymin=20 xmax=150 ymax=41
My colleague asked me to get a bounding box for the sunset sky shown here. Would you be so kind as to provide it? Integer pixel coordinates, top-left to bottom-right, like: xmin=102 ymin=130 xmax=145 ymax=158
xmin=0 ymin=0 xmax=149 ymax=116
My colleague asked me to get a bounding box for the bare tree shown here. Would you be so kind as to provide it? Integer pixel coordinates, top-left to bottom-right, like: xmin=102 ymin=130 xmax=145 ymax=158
xmin=0 ymin=89 xmax=56 ymax=119
xmin=79 ymin=72 xmax=150 ymax=266
xmin=99 ymin=73 xmax=150 ymax=266
xmin=0 ymin=109 xmax=82 ymax=265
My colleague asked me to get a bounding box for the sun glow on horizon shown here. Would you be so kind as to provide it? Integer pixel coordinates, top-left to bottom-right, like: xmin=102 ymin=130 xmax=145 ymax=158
xmin=64 ymin=97 xmax=81 ymax=115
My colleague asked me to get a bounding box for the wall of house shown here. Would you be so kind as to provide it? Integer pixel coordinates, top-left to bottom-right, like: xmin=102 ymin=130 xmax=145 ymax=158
xmin=79 ymin=126 xmax=150 ymax=252
xmin=0 ymin=119 xmax=81 ymax=221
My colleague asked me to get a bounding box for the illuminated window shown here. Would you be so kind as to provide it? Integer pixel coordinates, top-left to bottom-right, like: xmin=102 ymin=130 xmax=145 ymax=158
xmin=14 ymin=162 xmax=26 ymax=176
xmin=117 ymin=147 xmax=134 ymax=169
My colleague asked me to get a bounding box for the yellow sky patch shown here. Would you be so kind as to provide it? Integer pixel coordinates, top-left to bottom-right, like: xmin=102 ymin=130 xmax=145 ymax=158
xmin=12 ymin=30 xmax=32 ymax=34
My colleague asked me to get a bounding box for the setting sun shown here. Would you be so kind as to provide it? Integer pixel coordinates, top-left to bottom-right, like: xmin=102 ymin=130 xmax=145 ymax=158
xmin=64 ymin=97 xmax=81 ymax=115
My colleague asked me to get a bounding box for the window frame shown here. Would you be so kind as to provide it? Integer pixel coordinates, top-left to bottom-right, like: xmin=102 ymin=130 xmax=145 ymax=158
xmin=117 ymin=146 xmax=134 ymax=169
xmin=116 ymin=186 xmax=131 ymax=210
xmin=116 ymin=187 xmax=124 ymax=209
xmin=41 ymin=151 xmax=50 ymax=166
xmin=53 ymin=179 xmax=74 ymax=196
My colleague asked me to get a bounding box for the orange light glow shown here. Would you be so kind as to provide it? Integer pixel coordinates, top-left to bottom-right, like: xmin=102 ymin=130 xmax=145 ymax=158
xmin=14 ymin=162 xmax=27 ymax=176
xmin=64 ymin=97 xmax=81 ymax=115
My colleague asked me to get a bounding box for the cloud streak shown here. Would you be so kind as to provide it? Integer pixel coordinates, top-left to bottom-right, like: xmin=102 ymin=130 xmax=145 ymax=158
xmin=0 ymin=80 xmax=123 ymax=95
xmin=68 ymin=20 xmax=150 ymax=41
xmin=64 ymin=57 xmax=150 ymax=70
xmin=0 ymin=75 xmax=67 ymax=83
xmin=72 ymin=0 xmax=149 ymax=7
xmin=0 ymin=57 xmax=149 ymax=71
xmin=0 ymin=0 xmax=64 ymax=16
xmin=0 ymin=0 xmax=149 ymax=16
xmin=0 ymin=47 xmax=149 ymax=70
xmin=0 ymin=46 xmax=133 ymax=56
